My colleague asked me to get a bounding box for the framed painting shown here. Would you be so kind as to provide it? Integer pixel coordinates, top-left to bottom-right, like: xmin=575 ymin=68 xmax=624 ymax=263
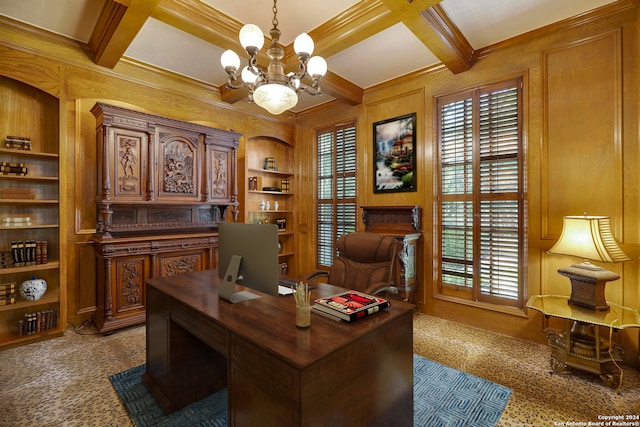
xmin=373 ymin=113 xmax=416 ymax=193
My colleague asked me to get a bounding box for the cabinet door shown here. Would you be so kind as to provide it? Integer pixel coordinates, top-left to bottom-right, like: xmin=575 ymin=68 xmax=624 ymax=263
xmin=104 ymin=127 xmax=150 ymax=202
xmin=155 ymin=126 xmax=203 ymax=202
xmin=113 ymin=255 xmax=150 ymax=314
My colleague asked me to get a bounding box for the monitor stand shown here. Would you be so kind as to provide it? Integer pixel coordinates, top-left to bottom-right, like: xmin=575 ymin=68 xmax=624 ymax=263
xmin=219 ymin=254 xmax=261 ymax=303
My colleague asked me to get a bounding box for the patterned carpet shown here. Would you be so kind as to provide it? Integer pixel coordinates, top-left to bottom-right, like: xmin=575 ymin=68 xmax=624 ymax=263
xmin=0 ymin=313 xmax=639 ymax=426
xmin=109 ymin=355 xmax=511 ymax=427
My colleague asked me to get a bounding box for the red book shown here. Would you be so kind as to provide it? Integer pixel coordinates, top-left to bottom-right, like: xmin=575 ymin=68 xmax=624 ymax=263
xmin=312 ymin=290 xmax=390 ymax=322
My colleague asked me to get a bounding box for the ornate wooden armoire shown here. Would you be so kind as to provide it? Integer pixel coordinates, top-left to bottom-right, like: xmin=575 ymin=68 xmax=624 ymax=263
xmin=91 ymin=103 xmax=241 ymax=333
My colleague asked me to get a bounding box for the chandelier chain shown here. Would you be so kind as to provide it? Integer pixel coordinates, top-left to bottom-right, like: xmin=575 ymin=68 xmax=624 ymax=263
xmin=272 ymin=0 xmax=278 ymax=29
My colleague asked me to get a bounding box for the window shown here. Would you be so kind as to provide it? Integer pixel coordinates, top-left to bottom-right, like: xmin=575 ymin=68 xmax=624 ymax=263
xmin=316 ymin=122 xmax=357 ymax=268
xmin=436 ymin=79 xmax=525 ymax=308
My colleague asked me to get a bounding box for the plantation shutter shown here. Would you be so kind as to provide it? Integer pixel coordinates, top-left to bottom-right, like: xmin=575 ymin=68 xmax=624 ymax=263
xmin=437 ymin=80 xmax=524 ymax=308
xmin=317 ymin=122 xmax=357 ymax=268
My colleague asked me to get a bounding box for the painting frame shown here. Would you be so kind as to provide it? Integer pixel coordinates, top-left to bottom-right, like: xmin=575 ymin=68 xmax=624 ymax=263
xmin=373 ymin=113 xmax=417 ymax=193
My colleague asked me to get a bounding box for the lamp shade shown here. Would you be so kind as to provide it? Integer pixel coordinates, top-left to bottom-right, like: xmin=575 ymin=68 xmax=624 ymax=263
xmin=253 ymin=83 xmax=298 ymax=115
xmin=548 ymin=216 xmax=631 ymax=263
xmin=220 ymin=49 xmax=240 ymax=71
xmin=239 ymin=24 xmax=264 ymax=51
xmin=293 ymin=32 xmax=314 ymax=56
xmin=241 ymin=66 xmax=258 ymax=85
xmin=307 ymin=56 xmax=327 ymax=77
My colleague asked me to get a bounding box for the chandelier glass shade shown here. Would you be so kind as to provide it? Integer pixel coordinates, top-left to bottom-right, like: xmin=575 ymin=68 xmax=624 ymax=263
xmin=220 ymin=0 xmax=327 ymax=115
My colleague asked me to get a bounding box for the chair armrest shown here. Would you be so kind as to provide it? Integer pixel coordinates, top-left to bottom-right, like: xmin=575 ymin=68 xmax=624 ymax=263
xmin=302 ymin=270 xmax=329 ymax=282
xmin=364 ymin=282 xmax=399 ymax=296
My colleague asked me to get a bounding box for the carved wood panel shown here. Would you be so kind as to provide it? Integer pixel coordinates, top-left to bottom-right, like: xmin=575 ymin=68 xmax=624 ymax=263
xmin=114 ymin=255 xmax=150 ymax=313
xmin=208 ymin=146 xmax=232 ymax=200
xmin=156 ymin=127 xmax=202 ymax=202
xmin=159 ymin=252 xmax=203 ymax=277
xmin=112 ymin=128 xmax=149 ymax=200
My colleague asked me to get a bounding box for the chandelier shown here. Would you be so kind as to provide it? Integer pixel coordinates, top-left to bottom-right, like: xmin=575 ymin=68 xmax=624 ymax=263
xmin=220 ymin=0 xmax=327 ymax=115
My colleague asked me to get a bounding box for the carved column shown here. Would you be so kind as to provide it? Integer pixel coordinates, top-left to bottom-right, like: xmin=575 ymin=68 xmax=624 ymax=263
xmin=361 ymin=205 xmax=422 ymax=305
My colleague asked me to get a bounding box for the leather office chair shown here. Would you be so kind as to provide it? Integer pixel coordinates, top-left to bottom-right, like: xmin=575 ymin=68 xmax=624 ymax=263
xmin=305 ymin=232 xmax=399 ymax=296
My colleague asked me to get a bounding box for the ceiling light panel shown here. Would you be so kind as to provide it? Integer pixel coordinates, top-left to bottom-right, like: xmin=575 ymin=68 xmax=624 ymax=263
xmin=125 ymin=18 xmax=229 ymax=85
xmin=441 ymin=0 xmax=618 ymax=49
xmin=327 ymin=23 xmax=440 ymax=89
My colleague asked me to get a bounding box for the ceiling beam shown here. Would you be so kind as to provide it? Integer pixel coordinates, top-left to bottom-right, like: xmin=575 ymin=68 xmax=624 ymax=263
xmin=380 ymin=0 xmax=474 ymax=74
xmin=417 ymin=5 xmax=475 ymax=73
xmin=153 ymin=0 xmax=240 ymax=50
xmin=89 ymin=0 xmax=161 ymax=69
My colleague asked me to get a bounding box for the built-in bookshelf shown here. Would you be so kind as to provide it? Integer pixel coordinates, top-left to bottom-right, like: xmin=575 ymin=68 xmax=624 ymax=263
xmin=0 ymin=75 xmax=62 ymax=349
xmin=244 ymin=136 xmax=295 ymax=275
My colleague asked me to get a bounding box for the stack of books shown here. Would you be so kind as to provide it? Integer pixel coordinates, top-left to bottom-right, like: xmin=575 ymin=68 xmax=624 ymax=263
xmin=0 ymin=251 xmax=13 ymax=269
xmin=0 ymin=162 xmax=28 ymax=176
xmin=4 ymin=135 xmax=32 ymax=150
xmin=312 ymin=290 xmax=390 ymax=322
xmin=0 ymin=282 xmax=16 ymax=306
xmin=0 ymin=188 xmax=35 ymax=199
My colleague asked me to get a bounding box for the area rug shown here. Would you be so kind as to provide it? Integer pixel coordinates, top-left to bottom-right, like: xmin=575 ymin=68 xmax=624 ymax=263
xmin=110 ymin=354 xmax=511 ymax=427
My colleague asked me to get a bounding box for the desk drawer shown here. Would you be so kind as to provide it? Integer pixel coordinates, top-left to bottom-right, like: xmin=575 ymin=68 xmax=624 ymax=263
xmin=230 ymin=336 xmax=299 ymax=400
xmin=172 ymin=301 xmax=228 ymax=355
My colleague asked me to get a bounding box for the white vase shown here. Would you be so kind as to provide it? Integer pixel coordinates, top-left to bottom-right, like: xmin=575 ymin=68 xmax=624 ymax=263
xmin=20 ymin=276 xmax=47 ymax=301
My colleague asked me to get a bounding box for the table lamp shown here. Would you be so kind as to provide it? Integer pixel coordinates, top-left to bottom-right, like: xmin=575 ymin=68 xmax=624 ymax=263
xmin=547 ymin=215 xmax=631 ymax=312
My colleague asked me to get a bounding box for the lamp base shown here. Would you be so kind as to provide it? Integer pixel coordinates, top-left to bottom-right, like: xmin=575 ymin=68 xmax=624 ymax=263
xmin=557 ymin=263 xmax=620 ymax=312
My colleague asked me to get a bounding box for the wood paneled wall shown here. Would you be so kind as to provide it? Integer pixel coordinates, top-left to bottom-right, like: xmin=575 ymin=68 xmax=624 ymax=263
xmin=297 ymin=3 xmax=640 ymax=362
xmin=0 ymin=2 xmax=639 ymax=364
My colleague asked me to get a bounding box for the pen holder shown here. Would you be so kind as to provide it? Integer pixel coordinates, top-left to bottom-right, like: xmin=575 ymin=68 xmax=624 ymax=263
xmin=294 ymin=281 xmax=311 ymax=328
xmin=296 ymin=305 xmax=311 ymax=328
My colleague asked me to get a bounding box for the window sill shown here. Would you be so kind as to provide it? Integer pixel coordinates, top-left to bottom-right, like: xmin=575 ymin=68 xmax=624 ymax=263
xmin=433 ymin=293 xmax=528 ymax=318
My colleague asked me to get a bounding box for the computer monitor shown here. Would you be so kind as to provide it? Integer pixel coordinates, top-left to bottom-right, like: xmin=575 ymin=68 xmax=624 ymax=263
xmin=218 ymin=222 xmax=280 ymax=303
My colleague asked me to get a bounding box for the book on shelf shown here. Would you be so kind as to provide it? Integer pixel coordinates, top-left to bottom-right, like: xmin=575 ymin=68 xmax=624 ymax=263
xmin=0 ymin=188 xmax=35 ymax=199
xmin=4 ymin=136 xmax=32 ymax=151
xmin=0 ymin=162 xmax=28 ymax=175
xmin=0 ymin=281 xmax=16 ymax=294
xmin=37 ymin=240 xmax=48 ymax=264
xmin=0 ymin=288 xmax=16 ymax=297
xmin=312 ymin=290 xmax=391 ymax=322
xmin=0 ymin=295 xmax=16 ymax=305
xmin=26 ymin=240 xmax=36 ymax=266
xmin=18 ymin=309 xmax=57 ymax=336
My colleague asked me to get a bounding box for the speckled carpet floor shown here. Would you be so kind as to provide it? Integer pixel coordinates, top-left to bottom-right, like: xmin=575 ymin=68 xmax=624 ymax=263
xmin=1 ymin=313 xmax=639 ymax=426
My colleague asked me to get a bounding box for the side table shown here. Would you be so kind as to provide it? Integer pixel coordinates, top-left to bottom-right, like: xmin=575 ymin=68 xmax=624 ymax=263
xmin=526 ymin=295 xmax=640 ymax=387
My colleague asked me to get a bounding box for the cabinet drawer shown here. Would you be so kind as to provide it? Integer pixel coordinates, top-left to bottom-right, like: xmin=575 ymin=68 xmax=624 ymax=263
xmin=158 ymin=250 xmax=205 ymax=277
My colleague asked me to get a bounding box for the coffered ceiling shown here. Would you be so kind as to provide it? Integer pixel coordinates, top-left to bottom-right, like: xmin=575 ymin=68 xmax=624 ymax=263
xmin=0 ymin=0 xmax=619 ymax=113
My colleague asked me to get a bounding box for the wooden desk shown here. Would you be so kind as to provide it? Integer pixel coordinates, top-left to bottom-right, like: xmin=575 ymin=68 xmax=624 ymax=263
xmin=142 ymin=269 xmax=415 ymax=426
